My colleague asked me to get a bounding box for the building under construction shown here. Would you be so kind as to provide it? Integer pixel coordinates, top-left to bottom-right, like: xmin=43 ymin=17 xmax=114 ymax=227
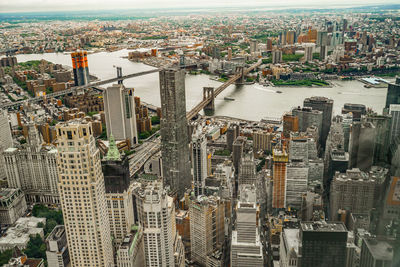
xmin=71 ymin=51 xmax=90 ymax=86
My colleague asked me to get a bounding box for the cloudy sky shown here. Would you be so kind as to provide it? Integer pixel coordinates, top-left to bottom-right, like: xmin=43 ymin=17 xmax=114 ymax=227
xmin=0 ymin=0 xmax=398 ymax=13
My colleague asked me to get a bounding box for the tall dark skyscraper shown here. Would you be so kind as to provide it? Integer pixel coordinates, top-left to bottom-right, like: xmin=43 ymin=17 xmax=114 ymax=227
xmin=71 ymin=50 xmax=90 ymax=86
xmin=299 ymin=221 xmax=348 ymax=267
xmin=385 ymin=77 xmax=400 ymax=109
xmin=303 ymin=96 xmax=333 ymax=149
xmin=159 ymin=69 xmax=191 ymax=198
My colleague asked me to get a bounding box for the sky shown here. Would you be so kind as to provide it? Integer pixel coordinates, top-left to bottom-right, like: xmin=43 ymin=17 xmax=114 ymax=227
xmin=0 ymin=0 xmax=398 ymax=13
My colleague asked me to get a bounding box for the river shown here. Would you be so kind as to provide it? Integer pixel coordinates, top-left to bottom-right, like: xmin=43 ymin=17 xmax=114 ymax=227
xmin=16 ymin=49 xmax=389 ymax=121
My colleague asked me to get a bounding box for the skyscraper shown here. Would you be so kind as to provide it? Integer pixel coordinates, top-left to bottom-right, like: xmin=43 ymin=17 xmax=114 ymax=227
xmin=272 ymin=50 xmax=283 ymax=64
xmin=303 ymin=96 xmax=333 ymax=149
xmin=0 ymin=110 xmax=13 ymax=180
xmin=192 ymin=128 xmax=208 ymax=196
xmin=364 ymin=114 xmax=391 ymax=164
xmin=360 ymin=237 xmax=394 ymax=267
xmin=226 ymin=123 xmax=239 ymax=152
xmin=348 ymin=121 xmax=376 ymax=171
xmin=134 ymin=180 xmax=185 ymax=267
xmin=286 ymin=161 xmax=308 ymax=209
xmin=389 ymin=104 xmax=400 ymax=145
xmin=231 ymin=185 xmax=263 ymax=266
xmin=159 ymin=69 xmax=191 ymax=198
xmin=238 ymin=151 xmax=257 ymax=187
xmin=190 ymin=195 xmax=225 ymax=266
xmin=299 ymin=221 xmax=348 ymax=267
xmin=102 ymin=135 xmax=135 ymax=246
xmin=304 ymin=44 xmax=315 ymax=62
xmin=71 ymin=50 xmax=90 ymax=86
xmin=329 ymin=168 xmax=376 ymax=220
xmin=292 ymin=107 xmax=323 ymax=141
xmin=385 ymin=77 xmax=400 ymax=109
xmin=272 ymin=149 xmax=288 ymax=209
xmin=56 ymin=120 xmax=113 ymax=267
xmin=103 ymin=84 xmax=138 ymax=146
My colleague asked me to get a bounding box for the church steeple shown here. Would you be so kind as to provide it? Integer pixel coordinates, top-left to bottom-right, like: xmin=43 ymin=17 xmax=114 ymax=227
xmin=105 ymin=134 xmax=121 ymax=161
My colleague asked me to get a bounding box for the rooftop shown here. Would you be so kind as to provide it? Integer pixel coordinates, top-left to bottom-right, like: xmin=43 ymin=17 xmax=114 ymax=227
xmin=301 ymin=221 xmax=347 ymax=232
xmin=363 ymin=238 xmax=394 ymax=261
xmin=284 ymin=229 xmax=300 ymax=255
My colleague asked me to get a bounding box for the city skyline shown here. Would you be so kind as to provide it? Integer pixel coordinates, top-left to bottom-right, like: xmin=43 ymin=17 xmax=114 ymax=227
xmin=1 ymin=0 xmax=399 ymax=13
xmin=0 ymin=5 xmax=399 ymax=267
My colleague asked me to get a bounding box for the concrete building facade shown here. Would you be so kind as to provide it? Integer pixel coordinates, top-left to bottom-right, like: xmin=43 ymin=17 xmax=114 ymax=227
xmin=4 ymin=123 xmax=59 ymax=204
xmin=56 ymin=120 xmax=113 ymax=267
xmin=103 ymin=84 xmax=138 ymax=146
xmin=159 ymin=69 xmax=191 ymax=198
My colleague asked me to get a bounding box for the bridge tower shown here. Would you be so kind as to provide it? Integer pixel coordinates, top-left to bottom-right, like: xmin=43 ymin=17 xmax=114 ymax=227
xmin=203 ymin=87 xmax=215 ymax=112
xmin=235 ymin=66 xmax=245 ymax=85
xmin=116 ymin=66 xmax=123 ymax=84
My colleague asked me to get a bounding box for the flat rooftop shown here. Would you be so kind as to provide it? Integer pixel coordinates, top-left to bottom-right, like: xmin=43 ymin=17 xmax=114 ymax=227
xmin=364 ymin=238 xmax=393 ymax=261
xmin=283 ymin=228 xmax=300 ymax=254
xmin=301 ymin=221 xmax=347 ymax=232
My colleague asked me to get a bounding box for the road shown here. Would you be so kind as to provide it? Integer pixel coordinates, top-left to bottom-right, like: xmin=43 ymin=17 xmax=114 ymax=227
xmin=128 ymin=135 xmax=161 ymax=177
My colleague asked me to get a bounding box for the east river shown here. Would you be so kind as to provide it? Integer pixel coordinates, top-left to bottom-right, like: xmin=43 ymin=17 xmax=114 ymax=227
xmin=16 ymin=49 xmax=389 ymax=121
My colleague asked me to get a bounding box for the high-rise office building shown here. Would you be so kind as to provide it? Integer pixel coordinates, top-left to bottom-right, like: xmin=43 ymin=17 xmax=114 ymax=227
xmin=360 ymin=237 xmax=394 ymax=267
xmin=292 ymin=107 xmax=323 ymax=141
xmin=71 ymin=50 xmax=90 ymax=86
xmin=329 ymin=168 xmax=376 ymax=220
xmin=348 ymin=122 xmax=376 ymax=171
xmin=272 ymin=149 xmax=288 ymax=209
xmin=102 ymin=135 xmax=134 ymax=246
xmin=283 ymin=113 xmax=299 ymax=138
xmin=238 ymin=151 xmax=257 ymax=187
xmin=342 ymin=103 xmax=366 ymax=121
xmin=279 ymin=228 xmax=300 ymax=267
xmin=190 ymin=195 xmax=225 ymax=266
xmin=233 ymin=136 xmax=246 ymax=197
xmin=250 ymin=39 xmax=258 ymax=54
xmin=253 ymin=130 xmax=273 ymax=152
xmin=364 ymin=114 xmax=391 ymax=164
xmin=299 ymin=221 xmax=348 ymax=267
xmin=320 ymin=45 xmax=328 ymax=61
xmin=286 ymin=162 xmax=308 ymax=209
xmin=286 ymin=31 xmax=296 ymax=45
xmin=56 ymin=120 xmax=113 ymax=267
xmin=342 ymin=113 xmax=353 ymax=151
xmin=304 ymin=44 xmax=315 ymax=62
xmin=266 ymin=38 xmax=273 ymax=51
xmin=159 ymin=69 xmax=191 ymax=198
xmin=272 ymin=50 xmax=283 ymax=64
xmin=116 ymin=226 xmax=145 ymax=267
xmin=303 ymin=96 xmax=333 ymax=149
xmin=134 ymin=180 xmax=185 ymax=267
xmin=385 ymin=77 xmax=400 ymax=109
xmin=45 ymin=225 xmax=70 ymax=267
xmin=4 ymin=123 xmax=59 ymax=204
xmin=192 ymin=128 xmax=208 ymax=196
xmin=227 ymin=123 xmax=239 ymax=152
xmin=231 ymin=185 xmax=263 ymax=267
xmin=103 ymin=84 xmax=138 ymax=146
xmin=0 ymin=110 xmax=13 ymax=180
xmin=389 ymin=104 xmax=400 ymax=145
xmin=280 ymin=30 xmax=287 ymax=45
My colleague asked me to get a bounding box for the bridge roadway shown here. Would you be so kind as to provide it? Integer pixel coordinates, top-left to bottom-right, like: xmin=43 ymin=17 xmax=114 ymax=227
xmin=185 ymin=60 xmax=261 ymax=120
xmin=1 ymin=60 xmax=261 ymax=120
xmin=0 ymin=68 xmax=160 ymax=109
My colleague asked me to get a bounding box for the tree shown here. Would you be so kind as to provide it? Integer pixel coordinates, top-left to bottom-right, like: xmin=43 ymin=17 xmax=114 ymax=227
xmin=151 ymin=116 xmax=160 ymax=125
xmin=0 ymin=249 xmax=13 ymax=265
xmin=24 ymin=234 xmax=46 ymax=259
